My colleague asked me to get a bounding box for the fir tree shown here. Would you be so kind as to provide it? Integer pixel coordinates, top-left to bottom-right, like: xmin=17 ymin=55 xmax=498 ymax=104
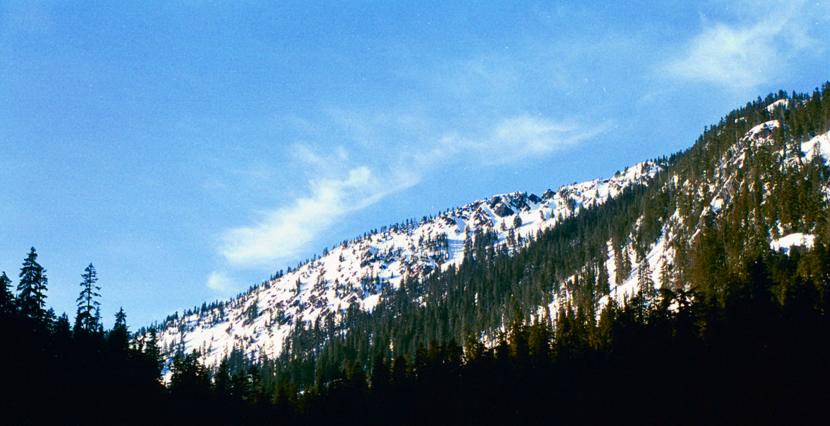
xmin=214 ymin=359 xmax=232 ymax=398
xmin=513 ymin=215 xmax=523 ymax=229
xmin=0 ymin=271 xmax=14 ymax=314
xmin=109 ymin=307 xmax=129 ymax=351
xmin=144 ymin=329 xmax=163 ymax=377
xmin=53 ymin=313 xmax=72 ymax=344
xmin=75 ymin=263 xmax=101 ymax=333
xmin=170 ymin=351 xmax=211 ymax=399
xmin=638 ymin=257 xmax=655 ymax=301
xmin=17 ymin=247 xmax=48 ymax=322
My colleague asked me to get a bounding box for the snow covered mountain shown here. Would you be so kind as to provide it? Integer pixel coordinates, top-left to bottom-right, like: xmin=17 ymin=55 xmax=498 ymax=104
xmin=149 ymin=161 xmax=662 ymax=369
xmin=147 ymin=97 xmax=830 ymax=373
xmin=589 ymin=118 xmax=830 ymax=314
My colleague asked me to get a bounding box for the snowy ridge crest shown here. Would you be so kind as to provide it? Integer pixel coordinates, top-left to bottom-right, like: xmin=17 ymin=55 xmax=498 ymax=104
xmin=149 ymin=97 xmax=830 ymax=372
xmin=579 ymin=111 xmax=830 ymax=316
xmin=151 ymin=161 xmax=661 ymax=368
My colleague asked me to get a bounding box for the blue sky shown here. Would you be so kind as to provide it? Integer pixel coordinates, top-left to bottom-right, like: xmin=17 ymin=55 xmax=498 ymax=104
xmin=2 ymin=0 xmax=829 ymax=327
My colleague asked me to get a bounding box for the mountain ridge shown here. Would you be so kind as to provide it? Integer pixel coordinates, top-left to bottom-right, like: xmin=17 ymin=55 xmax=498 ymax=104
xmin=144 ymin=86 xmax=830 ymax=381
xmin=149 ymin=160 xmax=663 ymax=370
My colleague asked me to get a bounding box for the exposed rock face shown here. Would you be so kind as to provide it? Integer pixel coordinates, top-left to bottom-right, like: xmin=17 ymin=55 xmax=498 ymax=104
xmin=493 ymin=203 xmax=515 ymax=217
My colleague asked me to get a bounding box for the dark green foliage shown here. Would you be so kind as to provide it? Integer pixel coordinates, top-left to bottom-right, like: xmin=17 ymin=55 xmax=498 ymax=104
xmin=1 ymin=253 xmax=164 ymax=424
xmin=213 ymin=253 xmax=820 ymax=425
xmin=0 ymin=271 xmax=13 ymax=314
xmin=290 ymin=252 xmax=830 ymax=425
xmin=108 ymin=307 xmax=129 ymax=351
xmin=3 ymin=84 xmax=830 ymax=424
xmin=191 ymin=83 xmax=830 ymax=423
xmin=75 ymin=263 xmax=101 ymax=334
xmin=170 ymin=351 xmax=212 ymax=401
xmin=16 ymin=247 xmax=48 ymax=322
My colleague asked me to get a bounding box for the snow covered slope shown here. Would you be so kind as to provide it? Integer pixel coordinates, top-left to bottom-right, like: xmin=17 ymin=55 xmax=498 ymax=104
xmin=149 ymin=161 xmax=661 ymax=368
xmin=149 ymin=98 xmax=830 ymax=371
xmin=585 ymin=112 xmax=830 ymax=311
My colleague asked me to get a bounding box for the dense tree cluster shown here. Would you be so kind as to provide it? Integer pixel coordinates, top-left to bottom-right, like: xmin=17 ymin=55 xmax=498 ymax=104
xmin=3 ymin=83 xmax=830 ymax=424
xmin=152 ymin=250 xmax=830 ymax=424
xmin=163 ymin=83 xmax=830 ymax=423
xmin=1 ymin=248 xmax=164 ymax=424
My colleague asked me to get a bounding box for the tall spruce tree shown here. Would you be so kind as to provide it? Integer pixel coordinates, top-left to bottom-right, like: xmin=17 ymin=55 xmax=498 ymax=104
xmin=638 ymin=258 xmax=655 ymax=301
xmin=0 ymin=271 xmax=14 ymax=314
xmin=75 ymin=263 xmax=101 ymax=333
xmin=17 ymin=247 xmax=48 ymax=322
xmin=144 ymin=329 xmax=163 ymax=377
xmin=109 ymin=307 xmax=129 ymax=351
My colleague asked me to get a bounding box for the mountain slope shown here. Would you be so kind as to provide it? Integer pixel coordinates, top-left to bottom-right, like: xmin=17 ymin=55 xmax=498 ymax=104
xmin=146 ymin=85 xmax=830 ymax=380
xmin=150 ymin=162 xmax=662 ymax=369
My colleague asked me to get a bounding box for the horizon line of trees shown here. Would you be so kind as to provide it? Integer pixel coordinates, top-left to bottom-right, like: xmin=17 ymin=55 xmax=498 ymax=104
xmin=142 ymin=249 xmax=830 ymax=425
xmin=3 ymin=83 xmax=830 ymax=424
xmin=2 ymin=246 xmax=123 ymax=335
xmin=1 ymin=247 xmax=169 ymax=424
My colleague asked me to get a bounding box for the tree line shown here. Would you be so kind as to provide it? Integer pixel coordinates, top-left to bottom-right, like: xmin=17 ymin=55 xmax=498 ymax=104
xmin=4 ymin=83 xmax=830 ymax=424
xmin=147 ymin=249 xmax=830 ymax=424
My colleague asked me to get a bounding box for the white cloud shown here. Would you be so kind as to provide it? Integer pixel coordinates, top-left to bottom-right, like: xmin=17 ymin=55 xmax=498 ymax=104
xmin=433 ymin=115 xmax=606 ymax=166
xmin=664 ymin=2 xmax=814 ymax=90
xmin=667 ymin=23 xmax=773 ymax=89
xmin=215 ymin=112 xmax=603 ymax=274
xmin=292 ymin=143 xmax=349 ymax=169
xmin=219 ymin=165 xmax=417 ymax=268
xmin=489 ymin=116 xmax=600 ymax=162
xmin=207 ymin=271 xmax=237 ymax=293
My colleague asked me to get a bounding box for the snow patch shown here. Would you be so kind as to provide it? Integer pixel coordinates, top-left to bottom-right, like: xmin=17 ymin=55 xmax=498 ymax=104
xmin=766 ymin=99 xmax=789 ymax=113
xmin=770 ymin=233 xmax=815 ymax=254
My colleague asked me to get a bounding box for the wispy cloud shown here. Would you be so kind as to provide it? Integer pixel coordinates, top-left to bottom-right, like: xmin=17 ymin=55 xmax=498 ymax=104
xmin=210 ymin=112 xmax=603 ymax=280
xmin=206 ymin=271 xmax=237 ymax=294
xmin=435 ymin=115 xmax=607 ymax=166
xmin=207 ymin=29 xmax=615 ymax=290
xmin=664 ymin=1 xmax=814 ymax=90
xmin=219 ymin=164 xmax=417 ymax=269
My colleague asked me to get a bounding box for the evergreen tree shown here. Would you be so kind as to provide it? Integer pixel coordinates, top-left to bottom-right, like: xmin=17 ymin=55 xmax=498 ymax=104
xmin=638 ymin=258 xmax=655 ymax=301
xmin=513 ymin=215 xmax=523 ymax=229
xmin=144 ymin=329 xmax=163 ymax=377
xmin=659 ymin=260 xmax=672 ymax=291
xmin=170 ymin=351 xmax=211 ymax=400
xmin=214 ymin=359 xmax=232 ymax=398
xmin=93 ymin=306 xmax=103 ymax=334
xmin=75 ymin=263 xmax=101 ymax=333
xmin=0 ymin=271 xmax=14 ymax=315
xmin=370 ymin=357 xmax=390 ymax=392
xmin=53 ymin=313 xmax=72 ymax=345
xmin=108 ymin=307 xmax=129 ymax=351
xmin=17 ymin=247 xmax=48 ymax=322
xmin=597 ymin=261 xmax=611 ymax=296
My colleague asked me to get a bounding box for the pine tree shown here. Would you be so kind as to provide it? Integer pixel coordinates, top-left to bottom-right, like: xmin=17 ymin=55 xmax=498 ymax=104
xmin=659 ymin=260 xmax=672 ymax=291
xmin=638 ymin=257 xmax=655 ymax=302
xmin=370 ymin=357 xmax=390 ymax=392
xmin=597 ymin=262 xmax=610 ymax=296
xmin=17 ymin=247 xmax=48 ymax=322
xmin=513 ymin=215 xmax=523 ymax=229
xmin=170 ymin=351 xmax=211 ymax=399
xmin=75 ymin=263 xmax=101 ymax=333
xmin=94 ymin=306 xmax=103 ymax=334
xmin=0 ymin=271 xmax=14 ymax=315
xmin=53 ymin=313 xmax=72 ymax=349
xmin=615 ymin=244 xmax=632 ymax=285
xmin=144 ymin=329 xmax=163 ymax=377
xmin=214 ymin=359 xmax=232 ymax=398
xmin=109 ymin=307 xmax=129 ymax=351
